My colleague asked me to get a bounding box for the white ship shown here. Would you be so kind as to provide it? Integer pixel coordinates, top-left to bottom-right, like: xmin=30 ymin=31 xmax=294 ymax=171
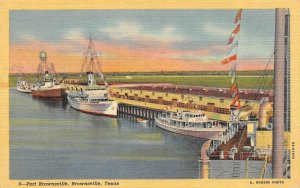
xmin=16 ymin=80 xmax=32 ymax=93
xmin=14 ymin=64 xmax=32 ymax=93
xmin=67 ymin=36 xmax=118 ymax=118
xmin=67 ymin=78 xmax=118 ymax=118
xmin=155 ymin=111 xmax=226 ymax=139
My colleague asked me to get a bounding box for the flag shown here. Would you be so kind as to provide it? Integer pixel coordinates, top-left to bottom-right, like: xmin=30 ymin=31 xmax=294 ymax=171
xmin=231 ymin=73 xmax=236 ymax=84
xmin=231 ymin=95 xmax=241 ymax=108
xmin=231 ymin=82 xmax=238 ymax=92
xmin=221 ymin=9 xmax=242 ymax=109
xmin=221 ymin=54 xmax=237 ymax=65
xmin=232 ymin=24 xmax=240 ymax=34
xmin=235 ymin=9 xmax=243 ymax=24
xmin=227 ymin=35 xmax=235 ymax=45
xmin=227 ymin=24 xmax=240 ymax=45
xmin=229 ymin=66 xmax=236 ymax=76
xmin=226 ymin=40 xmax=238 ymax=56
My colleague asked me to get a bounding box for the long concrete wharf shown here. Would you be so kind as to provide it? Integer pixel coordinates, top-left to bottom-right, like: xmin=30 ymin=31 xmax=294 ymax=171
xmin=61 ymin=83 xmax=273 ymax=122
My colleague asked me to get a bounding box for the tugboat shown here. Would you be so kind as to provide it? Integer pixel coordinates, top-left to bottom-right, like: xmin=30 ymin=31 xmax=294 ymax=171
xmin=31 ymin=51 xmax=65 ymax=98
xmin=67 ymin=37 xmax=118 ymax=117
xmin=155 ymin=111 xmax=226 ymax=139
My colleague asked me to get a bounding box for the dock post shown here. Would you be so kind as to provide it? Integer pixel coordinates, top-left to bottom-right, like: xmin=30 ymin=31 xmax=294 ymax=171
xmin=199 ymin=140 xmax=211 ymax=179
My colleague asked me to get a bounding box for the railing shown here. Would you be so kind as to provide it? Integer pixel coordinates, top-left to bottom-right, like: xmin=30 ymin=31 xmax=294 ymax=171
xmin=237 ymin=127 xmax=246 ymax=149
xmin=260 ymin=155 xmax=269 ymax=178
xmin=209 ymin=151 xmax=253 ymax=160
xmin=245 ymin=158 xmax=249 ymax=178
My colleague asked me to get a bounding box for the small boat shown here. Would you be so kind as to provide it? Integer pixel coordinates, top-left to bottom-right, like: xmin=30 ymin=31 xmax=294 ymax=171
xmin=136 ymin=118 xmax=148 ymax=124
xmin=14 ymin=64 xmax=32 ymax=93
xmin=155 ymin=111 xmax=226 ymax=139
xmin=16 ymin=80 xmax=32 ymax=93
xmin=67 ymin=36 xmax=118 ymax=118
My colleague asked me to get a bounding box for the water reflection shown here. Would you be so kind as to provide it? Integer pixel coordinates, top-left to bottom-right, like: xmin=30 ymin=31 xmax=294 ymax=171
xmin=32 ymin=96 xmax=68 ymax=109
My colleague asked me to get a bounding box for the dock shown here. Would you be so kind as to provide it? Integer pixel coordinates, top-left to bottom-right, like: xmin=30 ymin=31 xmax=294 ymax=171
xmin=60 ymin=82 xmax=291 ymax=179
xmin=62 ymin=82 xmax=271 ymax=121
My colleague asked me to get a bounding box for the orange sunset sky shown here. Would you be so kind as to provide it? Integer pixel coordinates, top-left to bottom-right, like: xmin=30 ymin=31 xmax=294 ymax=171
xmin=10 ymin=10 xmax=275 ymax=73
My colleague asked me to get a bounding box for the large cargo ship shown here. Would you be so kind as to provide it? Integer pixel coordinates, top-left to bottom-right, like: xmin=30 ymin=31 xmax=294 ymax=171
xmin=67 ymin=36 xmax=117 ymax=117
xmin=155 ymin=111 xmax=226 ymax=139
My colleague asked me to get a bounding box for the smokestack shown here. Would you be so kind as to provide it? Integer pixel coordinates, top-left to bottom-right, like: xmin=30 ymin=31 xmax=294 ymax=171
xmin=272 ymin=8 xmax=286 ymax=178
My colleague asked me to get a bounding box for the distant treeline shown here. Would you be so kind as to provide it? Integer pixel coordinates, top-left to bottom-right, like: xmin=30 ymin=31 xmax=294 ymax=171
xmin=10 ymin=70 xmax=274 ymax=77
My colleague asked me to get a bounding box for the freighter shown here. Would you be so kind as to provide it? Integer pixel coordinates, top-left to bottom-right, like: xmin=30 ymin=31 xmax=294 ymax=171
xmin=31 ymin=73 xmax=64 ymax=97
xmin=31 ymin=51 xmax=65 ymax=98
xmin=155 ymin=111 xmax=226 ymax=139
xmin=67 ymin=37 xmax=118 ymax=117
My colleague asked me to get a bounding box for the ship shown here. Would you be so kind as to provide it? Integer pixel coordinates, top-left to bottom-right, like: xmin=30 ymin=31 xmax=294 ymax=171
xmin=31 ymin=73 xmax=64 ymax=97
xmin=155 ymin=111 xmax=226 ymax=139
xmin=67 ymin=36 xmax=118 ymax=118
xmin=136 ymin=118 xmax=148 ymax=124
xmin=16 ymin=80 xmax=32 ymax=93
xmin=31 ymin=51 xmax=65 ymax=98
xmin=13 ymin=64 xmax=32 ymax=93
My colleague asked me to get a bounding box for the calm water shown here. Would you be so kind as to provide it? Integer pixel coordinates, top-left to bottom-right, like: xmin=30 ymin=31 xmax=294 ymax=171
xmin=10 ymin=88 xmax=205 ymax=179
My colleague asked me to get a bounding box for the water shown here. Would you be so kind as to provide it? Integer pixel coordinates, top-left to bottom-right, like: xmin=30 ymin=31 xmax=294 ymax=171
xmin=10 ymin=88 xmax=205 ymax=179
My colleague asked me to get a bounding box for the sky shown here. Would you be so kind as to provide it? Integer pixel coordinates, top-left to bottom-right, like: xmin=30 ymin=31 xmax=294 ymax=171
xmin=9 ymin=10 xmax=275 ymax=73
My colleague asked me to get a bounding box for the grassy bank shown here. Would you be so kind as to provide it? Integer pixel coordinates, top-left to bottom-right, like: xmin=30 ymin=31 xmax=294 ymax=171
xmin=9 ymin=72 xmax=273 ymax=90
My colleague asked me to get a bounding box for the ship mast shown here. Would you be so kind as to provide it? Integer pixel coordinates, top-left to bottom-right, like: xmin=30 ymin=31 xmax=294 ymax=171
xmin=80 ymin=35 xmax=107 ymax=87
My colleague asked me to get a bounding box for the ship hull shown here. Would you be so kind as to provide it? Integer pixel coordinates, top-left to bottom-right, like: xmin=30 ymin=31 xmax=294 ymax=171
xmin=32 ymin=88 xmax=64 ymax=98
xmin=155 ymin=118 xmax=224 ymax=139
xmin=67 ymin=95 xmax=118 ymax=118
xmin=16 ymin=87 xmax=32 ymax=93
xmin=136 ymin=118 xmax=148 ymax=124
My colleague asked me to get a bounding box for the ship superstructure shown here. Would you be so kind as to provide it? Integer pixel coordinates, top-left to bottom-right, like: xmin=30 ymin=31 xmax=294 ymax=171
xmin=67 ymin=36 xmax=118 ymax=117
xmin=155 ymin=111 xmax=226 ymax=139
xmin=31 ymin=51 xmax=65 ymax=97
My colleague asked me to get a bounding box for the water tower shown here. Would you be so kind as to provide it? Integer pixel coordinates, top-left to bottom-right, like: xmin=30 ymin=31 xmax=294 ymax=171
xmin=40 ymin=51 xmax=47 ymax=62
xmin=39 ymin=51 xmax=48 ymax=74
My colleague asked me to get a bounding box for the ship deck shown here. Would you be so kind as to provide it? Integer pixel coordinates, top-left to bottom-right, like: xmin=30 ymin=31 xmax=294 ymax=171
xmin=209 ymin=126 xmax=252 ymax=160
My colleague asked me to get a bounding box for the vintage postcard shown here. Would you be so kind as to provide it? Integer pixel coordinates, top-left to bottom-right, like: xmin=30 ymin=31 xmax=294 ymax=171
xmin=0 ymin=0 xmax=300 ymax=188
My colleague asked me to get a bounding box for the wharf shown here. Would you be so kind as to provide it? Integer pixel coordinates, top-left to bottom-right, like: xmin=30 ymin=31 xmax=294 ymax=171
xmin=61 ymin=83 xmax=272 ymax=122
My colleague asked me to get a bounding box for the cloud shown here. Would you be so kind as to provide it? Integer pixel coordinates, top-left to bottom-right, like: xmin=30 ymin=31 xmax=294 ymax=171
xmin=203 ymin=23 xmax=231 ymax=37
xmin=20 ymin=34 xmax=39 ymax=42
xmin=100 ymin=20 xmax=184 ymax=44
xmin=63 ymin=28 xmax=84 ymax=40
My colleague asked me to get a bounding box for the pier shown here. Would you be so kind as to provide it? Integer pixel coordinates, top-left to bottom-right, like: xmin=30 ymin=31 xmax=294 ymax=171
xmin=62 ymin=83 xmax=271 ymax=123
xmin=117 ymin=103 xmax=163 ymax=123
xmin=62 ymin=83 xmax=265 ymax=155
